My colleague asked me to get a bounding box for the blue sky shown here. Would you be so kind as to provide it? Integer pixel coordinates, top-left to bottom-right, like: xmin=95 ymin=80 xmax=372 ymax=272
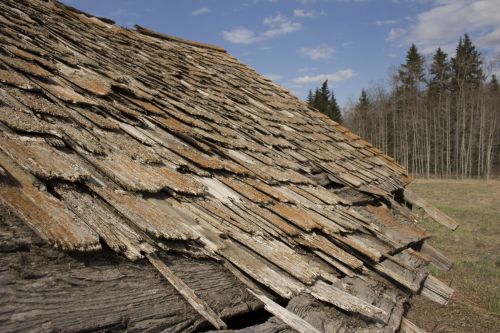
xmin=61 ymin=0 xmax=500 ymax=107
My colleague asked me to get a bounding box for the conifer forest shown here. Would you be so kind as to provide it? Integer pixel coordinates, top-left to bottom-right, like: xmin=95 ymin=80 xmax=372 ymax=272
xmin=309 ymin=35 xmax=500 ymax=179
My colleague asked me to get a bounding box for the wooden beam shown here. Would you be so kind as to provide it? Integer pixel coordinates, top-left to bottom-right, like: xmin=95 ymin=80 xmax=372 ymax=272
xmin=146 ymin=253 xmax=227 ymax=330
xmin=403 ymin=189 xmax=459 ymax=230
xmin=400 ymin=317 xmax=428 ymax=333
xmin=248 ymin=290 xmax=322 ymax=333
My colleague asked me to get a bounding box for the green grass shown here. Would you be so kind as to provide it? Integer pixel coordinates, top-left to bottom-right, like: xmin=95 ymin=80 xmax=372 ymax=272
xmin=406 ymin=179 xmax=500 ymax=332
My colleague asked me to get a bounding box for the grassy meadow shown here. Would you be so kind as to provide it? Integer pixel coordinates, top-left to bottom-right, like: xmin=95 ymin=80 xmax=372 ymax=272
xmin=406 ymin=179 xmax=500 ymax=332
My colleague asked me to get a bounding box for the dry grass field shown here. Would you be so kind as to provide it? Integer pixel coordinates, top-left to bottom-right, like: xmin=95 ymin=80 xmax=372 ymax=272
xmin=406 ymin=179 xmax=500 ymax=333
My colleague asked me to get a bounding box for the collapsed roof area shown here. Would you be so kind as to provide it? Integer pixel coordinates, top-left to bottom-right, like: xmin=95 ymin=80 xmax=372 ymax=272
xmin=0 ymin=1 xmax=457 ymax=332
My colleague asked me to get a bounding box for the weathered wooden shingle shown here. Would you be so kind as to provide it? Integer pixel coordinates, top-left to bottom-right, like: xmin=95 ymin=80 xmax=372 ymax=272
xmin=0 ymin=1 xmax=455 ymax=332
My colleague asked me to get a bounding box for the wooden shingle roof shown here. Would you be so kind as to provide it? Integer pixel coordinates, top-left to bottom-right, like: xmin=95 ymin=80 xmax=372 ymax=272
xmin=0 ymin=1 xmax=457 ymax=332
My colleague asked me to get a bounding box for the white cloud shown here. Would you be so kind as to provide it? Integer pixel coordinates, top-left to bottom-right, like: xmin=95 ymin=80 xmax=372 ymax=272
xmin=223 ymin=29 xmax=258 ymax=44
xmin=405 ymin=0 xmax=500 ymax=53
xmin=264 ymin=73 xmax=282 ymax=81
xmin=293 ymin=9 xmax=324 ymax=18
xmin=291 ymin=69 xmax=355 ymax=84
xmin=375 ymin=19 xmax=400 ymax=25
xmin=223 ymin=12 xmax=302 ymax=44
xmin=192 ymin=7 xmax=210 ymax=16
xmin=386 ymin=27 xmax=406 ymax=41
xmin=299 ymin=44 xmax=335 ymax=59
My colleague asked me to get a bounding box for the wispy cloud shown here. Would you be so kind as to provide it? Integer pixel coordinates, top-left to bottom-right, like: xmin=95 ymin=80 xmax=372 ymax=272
xmin=191 ymin=7 xmax=210 ymax=16
xmin=299 ymin=44 xmax=335 ymax=59
xmin=293 ymin=9 xmax=324 ymax=18
xmin=223 ymin=12 xmax=302 ymax=44
xmin=404 ymin=0 xmax=500 ymax=53
xmin=291 ymin=69 xmax=355 ymax=84
xmin=375 ymin=19 xmax=400 ymax=25
xmin=386 ymin=27 xmax=406 ymax=41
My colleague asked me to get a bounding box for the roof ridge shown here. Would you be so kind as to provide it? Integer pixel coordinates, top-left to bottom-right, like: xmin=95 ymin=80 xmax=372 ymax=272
xmin=133 ymin=25 xmax=227 ymax=53
xmin=53 ymin=0 xmax=226 ymax=53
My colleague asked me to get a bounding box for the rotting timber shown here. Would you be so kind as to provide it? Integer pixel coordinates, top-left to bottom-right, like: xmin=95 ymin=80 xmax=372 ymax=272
xmin=0 ymin=1 xmax=458 ymax=332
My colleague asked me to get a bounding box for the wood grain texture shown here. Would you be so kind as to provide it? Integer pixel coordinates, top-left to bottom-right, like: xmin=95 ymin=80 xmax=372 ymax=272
xmin=146 ymin=252 xmax=227 ymax=330
xmin=403 ymin=189 xmax=459 ymax=230
xmin=0 ymin=203 xmax=258 ymax=333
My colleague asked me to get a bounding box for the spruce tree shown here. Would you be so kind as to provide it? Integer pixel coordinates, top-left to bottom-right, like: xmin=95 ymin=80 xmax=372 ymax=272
xmin=329 ymin=90 xmax=343 ymax=123
xmin=306 ymin=80 xmax=343 ymax=123
xmin=356 ymin=89 xmax=370 ymax=110
xmin=429 ymin=47 xmax=450 ymax=92
xmin=451 ymin=34 xmax=483 ymax=89
xmin=399 ymin=44 xmax=425 ymax=90
xmin=306 ymin=90 xmax=314 ymax=105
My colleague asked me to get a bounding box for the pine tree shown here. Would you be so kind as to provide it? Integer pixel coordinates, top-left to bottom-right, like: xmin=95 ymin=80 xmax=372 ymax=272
xmin=356 ymin=89 xmax=370 ymax=110
xmin=329 ymin=90 xmax=342 ymax=123
xmin=399 ymin=44 xmax=425 ymax=90
xmin=429 ymin=47 xmax=450 ymax=92
xmin=306 ymin=90 xmax=313 ymax=105
xmin=451 ymin=34 xmax=483 ymax=89
xmin=306 ymin=80 xmax=343 ymax=123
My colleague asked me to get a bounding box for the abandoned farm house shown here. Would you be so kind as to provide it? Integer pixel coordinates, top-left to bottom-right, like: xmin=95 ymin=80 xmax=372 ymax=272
xmin=0 ymin=1 xmax=459 ymax=332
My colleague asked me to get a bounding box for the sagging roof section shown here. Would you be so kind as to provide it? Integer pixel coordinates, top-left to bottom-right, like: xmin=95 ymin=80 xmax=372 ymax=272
xmin=0 ymin=1 xmax=457 ymax=332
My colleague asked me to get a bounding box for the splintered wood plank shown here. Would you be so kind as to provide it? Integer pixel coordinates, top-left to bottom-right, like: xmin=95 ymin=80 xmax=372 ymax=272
xmin=403 ymin=189 xmax=459 ymax=230
xmin=267 ymin=203 xmax=319 ymax=232
xmin=299 ymin=185 xmax=349 ymax=205
xmin=217 ymin=176 xmax=273 ymax=204
xmin=374 ymin=251 xmax=428 ymax=293
xmin=240 ymin=201 xmax=301 ymax=237
xmin=90 ymin=185 xmax=199 ymax=241
xmin=419 ymin=243 xmax=453 ymax=271
xmin=0 ymin=152 xmax=100 ymax=251
xmin=249 ymin=291 xmax=322 ymax=333
xmin=241 ymin=178 xmax=295 ymax=203
xmin=0 ymin=133 xmax=90 ymax=182
xmin=296 ymin=234 xmax=364 ymax=270
xmin=228 ymin=232 xmax=321 ymax=285
xmin=333 ymin=233 xmax=387 ymax=262
xmin=309 ymin=280 xmax=388 ymax=322
xmin=313 ymin=250 xmax=357 ymax=277
xmin=198 ymin=199 xmax=260 ymax=235
xmin=88 ymin=152 xmax=206 ymax=195
xmin=146 ymin=253 xmax=227 ymax=330
xmin=366 ymin=204 xmax=430 ymax=248
xmin=420 ymin=274 xmax=454 ymax=305
xmin=54 ymin=185 xmax=153 ymax=261
xmin=218 ymin=242 xmax=305 ymax=299
xmin=400 ymin=317 xmax=428 ymax=333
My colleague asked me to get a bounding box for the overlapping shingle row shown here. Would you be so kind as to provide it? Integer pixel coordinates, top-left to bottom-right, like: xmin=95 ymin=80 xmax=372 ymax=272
xmin=0 ymin=1 xmax=454 ymax=332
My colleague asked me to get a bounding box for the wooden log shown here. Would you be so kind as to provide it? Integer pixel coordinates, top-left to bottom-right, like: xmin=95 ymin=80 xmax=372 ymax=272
xmin=400 ymin=317 xmax=428 ymax=333
xmin=248 ymin=290 xmax=322 ymax=333
xmin=403 ymin=189 xmax=459 ymax=230
xmin=420 ymin=274 xmax=454 ymax=305
xmin=146 ymin=252 xmax=227 ymax=330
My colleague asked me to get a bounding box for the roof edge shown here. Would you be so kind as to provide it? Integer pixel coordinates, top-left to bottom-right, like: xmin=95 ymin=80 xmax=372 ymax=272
xmin=51 ymin=0 xmax=226 ymax=53
xmin=134 ymin=25 xmax=227 ymax=53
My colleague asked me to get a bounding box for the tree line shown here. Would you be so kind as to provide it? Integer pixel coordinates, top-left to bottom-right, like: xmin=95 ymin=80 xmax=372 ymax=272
xmin=309 ymin=35 xmax=499 ymax=179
